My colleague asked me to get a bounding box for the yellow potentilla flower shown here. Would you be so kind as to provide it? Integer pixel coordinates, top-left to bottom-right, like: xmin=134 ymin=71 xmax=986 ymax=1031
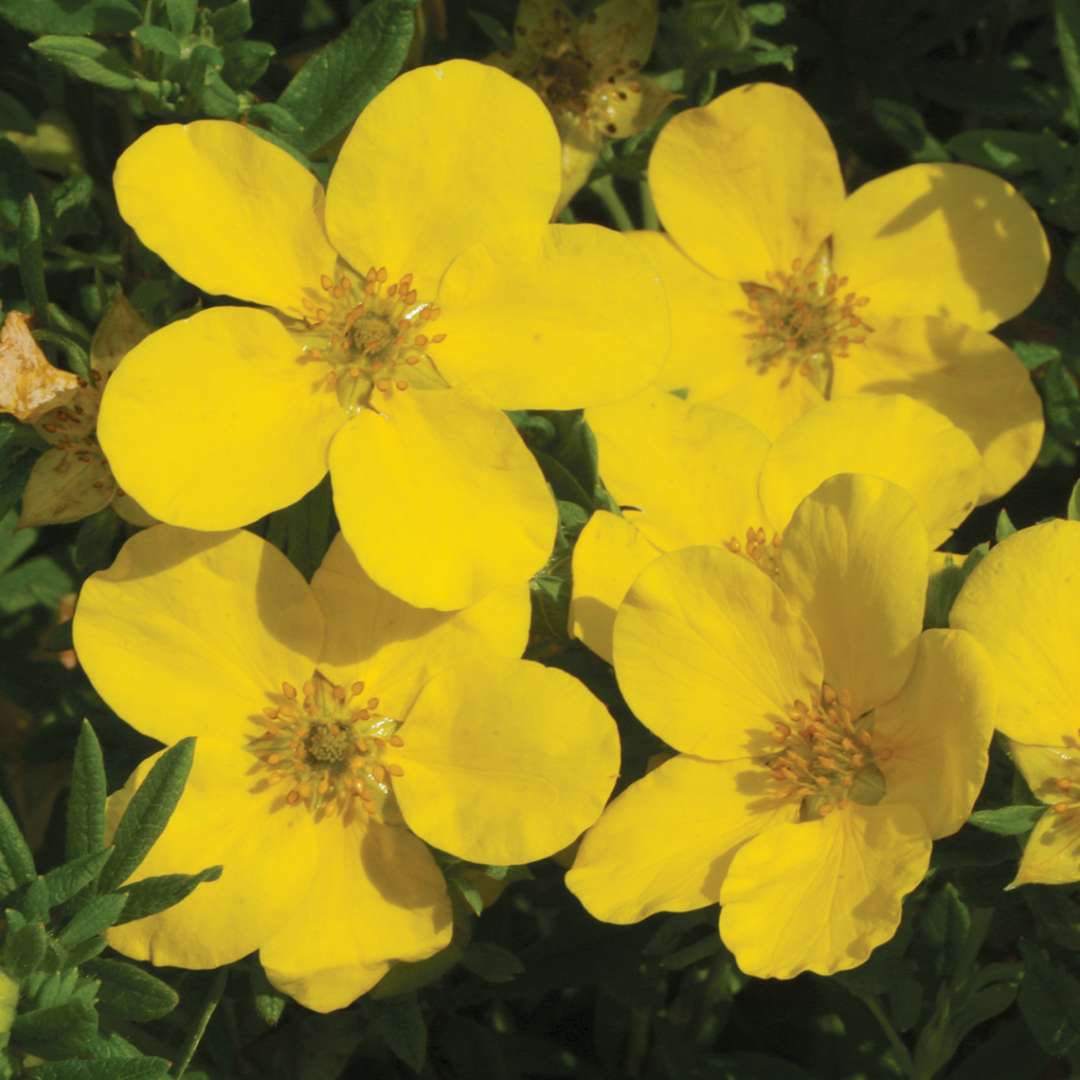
xmin=98 ymin=59 xmax=668 ymax=611
xmin=15 ymin=295 xmax=153 ymax=527
xmin=566 ymin=474 xmax=995 ymax=978
xmin=73 ymin=526 xmax=619 ymax=1012
xmin=642 ymin=82 xmax=1049 ymax=500
xmin=570 ymin=386 xmax=983 ymax=659
xmin=489 ymin=0 xmax=675 ymax=210
xmin=951 ymin=519 xmax=1080 ymax=887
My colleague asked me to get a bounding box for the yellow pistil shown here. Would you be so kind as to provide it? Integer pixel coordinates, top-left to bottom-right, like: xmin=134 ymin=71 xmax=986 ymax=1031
xmin=765 ymin=683 xmax=886 ymax=819
xmin=725 ymin=525 xmax=782 ymax=579
xmin=735 ymin=241 xmax=873 ymax=395
xmin=248 ymin=673 xmax=406 ymax=822
xmin=294 ymin=265 xmax=448 ymax=414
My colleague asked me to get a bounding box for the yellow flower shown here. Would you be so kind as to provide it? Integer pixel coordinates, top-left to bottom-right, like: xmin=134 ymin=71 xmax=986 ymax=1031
xmin=489 ymin=0 xmax=675 ymax=210
xmin=566 ymin=474 xmax=995 ymax=979
xmin=73 ymin=526 xmax=619 ymax=1012
xmin=16 ymin=295 xmax=153 ymax=528
xmin=951 ymin=519 xmax=1080 ymax=887
xmin=570 ymin=387 xmax=983 ymax=659
xmin=99 ymin=60 xmax=668 ymax=611
xmin=642 ymin=82 xmax=1049 ymax=500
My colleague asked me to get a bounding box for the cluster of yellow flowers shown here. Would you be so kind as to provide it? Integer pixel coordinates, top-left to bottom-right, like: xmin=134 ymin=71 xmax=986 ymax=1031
xmin=4 ymin=0 xmax=1076 ymax=1016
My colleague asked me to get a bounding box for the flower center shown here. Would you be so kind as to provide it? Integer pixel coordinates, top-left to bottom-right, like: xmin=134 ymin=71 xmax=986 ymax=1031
xmin=538 ymin=48 xmax=594 ymax=114
xmin=725 ymin=525 xmax=782 ymax=579
xmin=765 ymin=684 xmax=888 ymax=819
xmin=249 ymin=673 xmax=405 ymax=822
xmin=735 ymin=241 xmax=872 ymax=395
xmin=295 ymin=265 xmax=447 ymax=414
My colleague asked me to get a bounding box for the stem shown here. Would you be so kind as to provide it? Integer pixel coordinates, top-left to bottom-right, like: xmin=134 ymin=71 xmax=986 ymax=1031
xmin=859 ymin=993 xmax=915 ymax=1078
xmin=589 ymin=174 xmax=635 ymax=232
xmin=639 ymin=180 xmax=659 ymax=232
xmin=172 ymin=968 xmax=227 ymax=1078
xmin=693 ymin=951 xmax=732 ymax=1047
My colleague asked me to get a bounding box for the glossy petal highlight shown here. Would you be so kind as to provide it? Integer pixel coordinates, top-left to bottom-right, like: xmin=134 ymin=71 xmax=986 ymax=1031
xmin=650 ymin=82 xmax=844 ymax=284
xmin=327 ymin=61 xmax=560 ymax=297
xmin=74 ymin=527 xmax=323 ymax=745
xmin=760 ymin=394 xmax=982 ymax=546
xmin=98 ymin=307 xmax=342 ymax=529
xmin=567 ymin=755 xmax=797 ymax=923
xmin=614 ymin=546 xmax=822 ymax=759
xmin=719 ymin=804 xmax=931 ymax=978
xmin=833 ymin=163 xmax=1049 ymax=331
xmin=330 ymin=387 xmax=556 ymax=610
xmin=393 ymin=657 xmax=619 ymax=865
xmin=778 ymin=475 xmax=926 ymax=716
xmin=113 ymin=121 xmax=335 ymax=315
xmin=436 ymin=223 xmax=668 ymax=409
xmin=951 ymin=519 xmax=1080 ymax=746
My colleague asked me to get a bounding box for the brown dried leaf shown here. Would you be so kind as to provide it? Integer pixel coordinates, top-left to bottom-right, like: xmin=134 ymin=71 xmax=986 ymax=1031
xmin=0 ymin=310 xmax=78 ymax=422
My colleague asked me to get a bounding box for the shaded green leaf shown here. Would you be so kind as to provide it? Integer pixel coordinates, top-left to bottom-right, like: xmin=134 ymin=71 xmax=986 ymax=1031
xmin=114 ymin=865 xmax=222 ymax=924
xmin=18 ymin=194 xmax=47 ymax=319
xmin=57 ymin=892 xmax=127 ymax=947
xmin=2 ymin=919 xmax=47 ymax=979
xmin=11 ymin=998 xmax=98 ymax=1058
xmin=83 ymin=958 xmax=178 ymax=1021
xmin=30 ymin=36 xmax=138 ymax=91
xmin=34 ymin=1061 xmax=172 ymax=1080
xmin=133 ymin=25 xmax=181 ymax=60
xmin=968 ymin=804 xmax=1044 ymax=836
xmin=99 ymin=737 xmax=194 ymax=894
xmin=0 ymin=0 xmax=139 ymax=34
xmin=1018 ymin=939 xmax=1080 ymax=1055
xmin=42 ymin=848 xmax=112 ymax=908
xmin=371 ymin=992 xmax=427 ymax=1072
xmin=67 ymin=720 xmax=106 ymax=862
xmin=0 ymin=794 xmax=35 ymax=901
xmin=461 ymin=942 xmax=524 ymax=983
xmin=278 ymin=0 xmax=416 ymax=154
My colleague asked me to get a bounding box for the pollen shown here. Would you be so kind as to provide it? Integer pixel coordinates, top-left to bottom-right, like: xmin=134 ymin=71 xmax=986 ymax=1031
xmin=295 ymin=265 xmax=448 ymax=415
xmin=725 ymin=525 xmax=782 ymax=579
xmin=734 ymin=240 xmax=873 ymax=395
xmin=248 ymin=672 xmax=406 ymax=822
xmin=764 ymin=684 xmax=885 ymax=819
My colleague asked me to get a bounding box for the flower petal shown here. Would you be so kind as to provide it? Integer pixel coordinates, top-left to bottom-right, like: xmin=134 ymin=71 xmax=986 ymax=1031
xmin=833 ymin=163 xmax=1049 ymax=331
xmin=691 ymin=361 xmax=824 ymax=440
xmin=391 ymin=656 xmax=619 ymax=865
xmin=98 ymin=307 xmax=342 ymax=529
xmin=718 ymin=804 xmax=931 ymax=978
xmin=436 ymin=222 xmax=668 ymax=409
xmin=106 ymin=740 xmax=319 ymax=969
xmin=614 ymin=545 xmax=822 ymax=759
xmin=1009 ymin=741 xmax=1080 ymax=806
xmin=649 ymin=83 xmax=845 ymax=284
xmin=875 ymin=629 xmax=995 ymax=839
xmin=311 ymin=533 xmax=530 ymax=716
xmin=569 ymin=510 xmax=660 ymax=662
xmin=1012 ymin=807 xmax=1080 ymax=888
xmin=951 ymin=519 xmax=1080 ymax=746
xmin=566 ymin=755 xmax=797 ymax=924
xmin=330 ymin=386 xmax=556 ymax=610
xmin=587 ymin=386 xmax=770 ymax=550
xmin=760 ymin=394 xmax=982 ymax=547
xmin=621 ymin=231 xmax=753 ymax=395
xmin=113 ymin=121 xmax=335 ymax=315
xmin=259 ymin=818 xmax=452 ymax=1012
xmin=74 ymin=527 xmax=323 ymax=745
xmin=326 ymin=61 xmax=560 ymax=298
xmin=831 ymin=315 xmax=1043 ymax=501
xmin=778 ymin=474 xmax=927 ymax=717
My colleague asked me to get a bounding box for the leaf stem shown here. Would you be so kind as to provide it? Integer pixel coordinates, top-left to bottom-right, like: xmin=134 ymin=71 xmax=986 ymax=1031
xmin=859 ymin=992 xmax=915 ymax=1077
xmin=172 ymin=968 xmax=227 ymax=1078
xmin=589 ymin=174 xmax=635 ymax=232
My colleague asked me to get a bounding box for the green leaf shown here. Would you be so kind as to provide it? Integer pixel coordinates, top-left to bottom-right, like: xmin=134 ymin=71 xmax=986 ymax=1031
xmin=83 ymin=958 xmax=178 ymax=1021
xmin=133 ymin=25 xmax=181 ymax=60
xmin=948 ymin=130 xmax=1068 ymax=177
xmin=114 ymin=865 xmax=222 ymax=924
xmin=1012 ymin=340 xmax=1060 ymax=370
xmin=2 ymin=920 xmax=47 ymax=979
xmin=1055 ymin=0 xmax=1080 ymax=119
xmin=0 ymin=794 xmax=35 ymax=901
xmin=468 ymin=11 xmax=513 ymax=51
xmin=0 ymin=91 xmax=34 ymax=134
xmin=1070 ymin=478 xmax=1080 ymax=520
xmin=11 ymin=998 xmax=98 ymax=1058
xmin=211 ymin=0 xmax=253 ymax=40
xmin=278 ymin=0 xmax=417 ymax=154
xmin=222 ymin=39 xmax=275 ymax=90
xmin=74 ymin=508 xmax=120 ymax=571
xmin=42 ymin=848 xmax=112 ymax=908
xmin=968 ymin=804 xmax=1044 ymax=836
xmin=56 ymin=892 xmax=128 ymax=947
xmin=34 ymin=1061 xmax=172 ymax=1080
xmin=460 ymin=942 xmax=524 ymax=983
xmin=18 ymin=195 xmax=47 ymax=320
xmin=1018 ymin=939 xmax=1080 ymax=1055
xmin=67 ymin=720 xmax=106 ymax=862
xmin=370 ymin=993 xmax=427 ymax=1072
xmin=30 ymin=36 xmax=139 ymax=91
xmin=99 ymin=738 xmax=195 ymax=894
xmin=0 ymin=138 xmax=40 ymax=230
xmin=266 ymin=474 xmax=333 ymax=578
xmin=872 ymin=98 xmax=950 ymax=162
xmin=0 ymin=0 xmax=139 ymax=35
xmin=165 ymin=0 xmax=196 ymax=37
xmin=0 ymin=555 xmax=75 ymax=615
xmin=995 ymin=509 xmax=1017 ymax=542
xmin=17 ymin=877 xmax=49 ymax=921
